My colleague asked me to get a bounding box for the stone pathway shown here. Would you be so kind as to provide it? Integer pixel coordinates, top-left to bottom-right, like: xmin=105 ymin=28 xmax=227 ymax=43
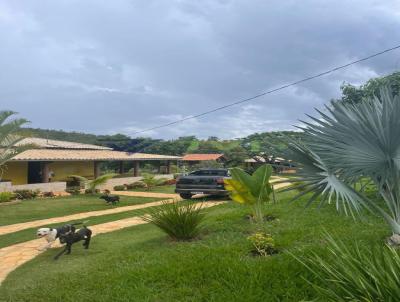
xmin=0 ymin=201 xmax=224 ymax=284
xmin=0 ymin=199 xmax=179 ymax=236
xmin=111 ymin=191 xmax=179 ymax=199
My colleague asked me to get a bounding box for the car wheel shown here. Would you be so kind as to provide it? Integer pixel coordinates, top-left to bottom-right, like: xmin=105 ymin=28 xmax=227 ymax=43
xmin=179 ymin=193 xmax=192 ymax=200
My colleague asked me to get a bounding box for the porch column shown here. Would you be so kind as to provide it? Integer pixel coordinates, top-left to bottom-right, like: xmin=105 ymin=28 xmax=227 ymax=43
xmin=158 ymin=161 xmax=162 ymax=174
xmin=133 ymin=161 xmax=140 ymax=177
xmin=166 ymin=160 xmax=171 ymax=174
xmin=94 ymin=161 xmax=101 ymax=179
xmin=41 ymin=162 xmax=50 ymax=183
xmin=119 ymin=161 xmax=124 ymax=174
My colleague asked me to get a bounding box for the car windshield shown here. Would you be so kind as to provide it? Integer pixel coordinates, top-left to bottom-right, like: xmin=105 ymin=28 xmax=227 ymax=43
xmin=189 ymin=170 xmax=228 ymax=176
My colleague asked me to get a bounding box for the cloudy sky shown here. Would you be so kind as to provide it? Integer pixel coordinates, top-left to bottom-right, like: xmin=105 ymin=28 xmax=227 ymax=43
xmin=1 ymin=1 xmax=400 ymax=139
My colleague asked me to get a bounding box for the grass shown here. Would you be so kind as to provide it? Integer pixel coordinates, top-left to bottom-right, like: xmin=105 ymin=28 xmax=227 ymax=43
xmin=0 ymin=203 xmax=169 ymax=249
xmin=0 ymin=195 xmax=163 ymax=226
xmin=0 ymin=191 xmax=389 ymax=302
xmin=130 ymin=185 xmax=176 ymax=194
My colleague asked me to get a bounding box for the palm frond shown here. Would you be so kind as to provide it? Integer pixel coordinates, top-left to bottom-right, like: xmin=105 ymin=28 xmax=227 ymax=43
xmin=0 ymin=111 xmax=29 ymax=170
xmin=284 ymin=86 xmax=400 ymax=234
xmin=88 ymin=173 xmax=117 ymax=190
xmin=302 ymin=87 xmax=400 ymax=186
xmin=284 ymin=137 xmax=365 ymax=216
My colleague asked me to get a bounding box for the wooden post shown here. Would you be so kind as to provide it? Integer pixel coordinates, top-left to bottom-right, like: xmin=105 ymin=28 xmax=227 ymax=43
xmin=133 ymin=161 xmax=139 ymax=177
xmin=41 ymin=162 xmax=50 ymax=183
xmin=119 ymin=161 xmax=124 ymax=174
xmin=166 ymin=160 xmax=171 ymax=174
xmin=94 ymin=161 xmax=101 ymax=179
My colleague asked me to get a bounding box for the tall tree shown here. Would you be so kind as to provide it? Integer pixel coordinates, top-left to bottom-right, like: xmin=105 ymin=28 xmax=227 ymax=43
xmin=339 ymin=71 xmax=400 ymax=105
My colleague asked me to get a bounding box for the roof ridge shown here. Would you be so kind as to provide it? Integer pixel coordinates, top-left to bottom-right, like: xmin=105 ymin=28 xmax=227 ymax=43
xmin=17 ymin=137 xmax=112 ymax=150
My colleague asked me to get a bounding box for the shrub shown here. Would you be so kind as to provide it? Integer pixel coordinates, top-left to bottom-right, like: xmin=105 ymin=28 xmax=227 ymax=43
xmin=85 ymin=188 xmax=100 ymax=194
xmin=126 ymin=181 xmax=146 ymax=190
xmin=143 ymin=201 xmax=205 ymax=241
xmin=65 ymin=187 xmax=81 ymax=195
xmin=113 ymin=185 xmax=126 ymax=191
xmin=247 ymin=232 xmax=277 ymax=256
xmin=14 ymin=189 xmax=39 ymax=200
xmin=42 ymin=191 xmax=55 ymax=198
xmin=295 ymin=236 xmax=400 ymax=301
xmin=163 ymin=179 xmax=176 ymax=185
xmin=0 ymin=192 xmax=15 ymax=203
xmin=69 ymin=173 xmax=117 ymax=194
xmin=141 ymin=173 xmax=167 ymax=190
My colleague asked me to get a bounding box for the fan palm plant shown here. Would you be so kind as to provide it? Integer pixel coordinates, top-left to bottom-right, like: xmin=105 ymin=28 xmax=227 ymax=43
xmin=141 ymin=173 xmax=167 ymax=191
xmin=0 ymin=111 xmax=29 ymax=175
xmin=285 ymin=87 xmax=400 ymax=243
xmin=69 ymin=173 xmax=117 ymax=194
xmin=224 ymin=164 xmax=274 ymax=223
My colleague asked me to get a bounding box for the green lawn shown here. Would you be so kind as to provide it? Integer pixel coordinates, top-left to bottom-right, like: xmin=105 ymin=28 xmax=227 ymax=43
xmin=0 ymin=202 xmax=169 ymax=249
xmin=0 ymin=195 xmax=162 ymax=226
xmin=0 ymin=191 xmax=389 ymax=302
xmin=130 ymin=185 xmax=176 ymax=194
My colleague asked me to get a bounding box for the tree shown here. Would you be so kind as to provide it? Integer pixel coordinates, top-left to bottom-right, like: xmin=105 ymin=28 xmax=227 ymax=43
xmin=195 ymin=140 xmax=221 ymax=154
xmin=339 ymin=71 xmax=400 ymax=105
xmin=285 ymin=87 xmax=400 ymax=244
xmin=0 ymin=111 xmax=29 ymax=176
xmin=224 ymin=145 xmax=248 ymax=168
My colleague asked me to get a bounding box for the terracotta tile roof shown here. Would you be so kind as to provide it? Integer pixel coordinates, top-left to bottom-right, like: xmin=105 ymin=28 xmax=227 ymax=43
xmin=16 ymin=137 xmax=112 ymax=150
xmin=11 ymin=149 xmax=182 ymax=161
xmin=182 ymin=154 xmax=225 ymax=161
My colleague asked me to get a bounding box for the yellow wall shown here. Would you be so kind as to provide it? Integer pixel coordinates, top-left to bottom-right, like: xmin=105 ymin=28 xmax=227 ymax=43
xmin=1 ymin=161 xmax=94 ymax=185
xmin=1 ymin=162 xmax=28 ymax=185
xmin=49 ymin=161 xmax=94 ymax=181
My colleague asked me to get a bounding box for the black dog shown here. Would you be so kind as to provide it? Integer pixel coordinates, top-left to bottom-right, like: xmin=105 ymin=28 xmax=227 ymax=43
xmin=54 ymin=226 xmax=92 ymax=260
xmin=100 ymin=194 xmax=120 ymax=205
xmin=37 ymin=222 xmax=84 ymax=251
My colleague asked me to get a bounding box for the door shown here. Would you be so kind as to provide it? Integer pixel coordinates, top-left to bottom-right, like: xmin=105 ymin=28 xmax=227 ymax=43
xmin=28 ymin=162 xmax=42 ymax=184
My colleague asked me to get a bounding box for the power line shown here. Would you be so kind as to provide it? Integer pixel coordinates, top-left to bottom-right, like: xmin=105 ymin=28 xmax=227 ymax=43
xmin=131 ymin=44 xmax=400 ymax=136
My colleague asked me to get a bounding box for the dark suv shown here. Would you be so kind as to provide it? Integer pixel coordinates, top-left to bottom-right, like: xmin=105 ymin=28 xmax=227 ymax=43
xmin=175 ymin=168 xmax=230 ymax=199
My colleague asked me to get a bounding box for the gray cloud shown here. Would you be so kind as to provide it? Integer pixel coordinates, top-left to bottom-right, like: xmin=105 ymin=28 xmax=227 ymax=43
xmin=0 ymin=0 xmax=399 ymax=138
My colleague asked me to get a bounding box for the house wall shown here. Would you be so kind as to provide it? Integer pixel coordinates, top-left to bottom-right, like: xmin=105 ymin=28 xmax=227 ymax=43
xmin=0 ymin=181 xmax=66 ymax=193
xmin=11 ymin=182 xmax=66 ymax=192
xmin=1 ymin=162 xmax=28 ymax=185
xmin=1 ymin=161 xmax=94 ymax=185
xmin=49 ymin=161 xmax=94 ymax=181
